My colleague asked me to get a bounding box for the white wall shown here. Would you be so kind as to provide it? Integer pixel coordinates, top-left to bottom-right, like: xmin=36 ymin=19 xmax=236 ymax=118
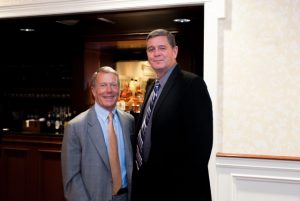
xmin=219 ymin=0 xmax=300 ymax=157
xmin=212 ymin=1 xmax=300 ymax=200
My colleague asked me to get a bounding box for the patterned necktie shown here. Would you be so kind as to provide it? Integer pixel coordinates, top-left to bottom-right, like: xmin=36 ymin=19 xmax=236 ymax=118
xmin=108 ymin=112 xmax=122 ymax=195
xmin=136 ymin=80 xmax=161 ymax=170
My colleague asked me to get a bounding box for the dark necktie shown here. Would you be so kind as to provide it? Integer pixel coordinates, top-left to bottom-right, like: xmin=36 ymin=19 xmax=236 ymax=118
xmin=136 ymin=80 xmax=161 ymax=170
xmin=108 ymin=112 xmax=122 ymax=195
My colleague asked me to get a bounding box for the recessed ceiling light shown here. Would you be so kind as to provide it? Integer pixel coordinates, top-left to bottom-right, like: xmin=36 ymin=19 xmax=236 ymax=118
xmin=20 ymin=28 xmax=35 ymax=32
xmin=173 ymin=18 xmax=191 ymax=23
xmin=97 ymin=17 xmax=115 ymax=24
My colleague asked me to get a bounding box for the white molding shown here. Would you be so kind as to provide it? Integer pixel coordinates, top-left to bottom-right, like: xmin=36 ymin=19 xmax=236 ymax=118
xmin=0 ymin=0 xmax=208 ymax=18
xmin=216 ymin=156 xmax=300 ymax=201
xmin=232 ymin=173 xmax=300 ymax=185
xmin=231 ymin=173 xmax=300 ymax=201
xmin=216 ymin=160 xmax=300 ymax=173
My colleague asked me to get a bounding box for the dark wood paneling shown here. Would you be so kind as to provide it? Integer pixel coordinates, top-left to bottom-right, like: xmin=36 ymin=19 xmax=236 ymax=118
xmin=1 ymin=148 xmax=31 ymax=201
xmin=0 ymin=134 xmax=65 ymax=201
xmin=38 ymin=150 xmax=65 ymax=201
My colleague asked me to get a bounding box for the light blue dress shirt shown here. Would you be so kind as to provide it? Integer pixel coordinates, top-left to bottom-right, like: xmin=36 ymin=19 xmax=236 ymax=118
xmin=94 ymin=103 xmax=127 ymax=188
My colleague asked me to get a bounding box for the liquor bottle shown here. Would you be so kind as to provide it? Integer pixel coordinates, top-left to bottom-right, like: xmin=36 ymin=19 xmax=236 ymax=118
xmin=45 ymin=111 xmax=52 ymax=133
xmin=63 ymin=106 xmax=70 ymax=128
xmin=50 ymin=111 xmax=56 ymax=133
xmin=54 ymin=112 xmax=60 ymax=134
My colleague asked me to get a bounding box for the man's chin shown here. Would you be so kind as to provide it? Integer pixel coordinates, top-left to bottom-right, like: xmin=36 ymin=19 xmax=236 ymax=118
xmin=100 ymin=102 xmax=116 ymax=110
xmin=151 ymin=64 xmax=164 ymax=71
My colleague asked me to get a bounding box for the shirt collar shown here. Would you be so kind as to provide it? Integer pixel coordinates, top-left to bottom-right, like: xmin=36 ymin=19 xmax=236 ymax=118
xmin=94 ymin=103 xmax=116 ymax=121
xmin=157 ymin=63 xmax=176 ymax=87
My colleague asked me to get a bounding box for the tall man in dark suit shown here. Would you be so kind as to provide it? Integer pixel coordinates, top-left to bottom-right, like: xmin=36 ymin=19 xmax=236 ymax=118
xmin=61 ymin=66 xmax=135 ymax=201
xmin=132 ymin=29 xmax=213 ymax=201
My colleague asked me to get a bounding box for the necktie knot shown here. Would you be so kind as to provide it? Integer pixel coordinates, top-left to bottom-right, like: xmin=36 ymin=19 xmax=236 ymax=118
xmin=108 ymin=112 xmax=113 ymax=122
xmin=154 ymin=80 xmax=161 ymax=93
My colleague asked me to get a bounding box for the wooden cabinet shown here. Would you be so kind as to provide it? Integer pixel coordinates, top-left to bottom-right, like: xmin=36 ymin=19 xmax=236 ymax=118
xmin=0 ymin=133 xmax=65 ymax=201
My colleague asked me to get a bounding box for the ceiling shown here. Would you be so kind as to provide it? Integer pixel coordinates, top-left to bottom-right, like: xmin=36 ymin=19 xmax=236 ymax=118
xmin=0 ymin=5 xmax=204 ymax=40
xmin=0 ymin=5 xmax=204 ymax=70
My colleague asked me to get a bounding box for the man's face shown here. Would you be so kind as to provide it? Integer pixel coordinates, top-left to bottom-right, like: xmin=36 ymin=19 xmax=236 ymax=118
xmin=146 ymin=35 xmax=178 ymax=74
xmin=91 ymin=72 xmax=119 ymax=111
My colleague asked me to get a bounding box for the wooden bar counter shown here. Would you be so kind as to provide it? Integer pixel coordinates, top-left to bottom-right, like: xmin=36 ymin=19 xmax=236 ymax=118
xmin=0 ymin=132 xmax=65 ymax=201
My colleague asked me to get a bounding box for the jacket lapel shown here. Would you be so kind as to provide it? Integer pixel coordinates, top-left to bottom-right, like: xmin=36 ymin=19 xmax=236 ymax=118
xmin=153 ymin=65 xmax=180 ymax=114
xmin=136 ymin=81 xmax=154 ymax=129
xmin=137 ymin=65 xmax=180 ymax=128
xmin=86 ymin=107 xmax=110 ymax=170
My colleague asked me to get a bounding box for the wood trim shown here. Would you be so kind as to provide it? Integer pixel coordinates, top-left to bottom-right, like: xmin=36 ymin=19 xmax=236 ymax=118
xmin=38 ymin=149 xmax=62 ymax=154
xmin=216 ymin=152 xmax=300 ymax=161
xmin=1 ymin=134 xmax=63 ymax=146
xmin=2 ymin=147 xmax=29 ymax=151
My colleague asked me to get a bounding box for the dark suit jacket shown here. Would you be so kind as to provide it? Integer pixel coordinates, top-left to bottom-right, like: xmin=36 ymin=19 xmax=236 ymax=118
xmin=132 ymin=65 xmax=213 ymax=201
xmin=61 ymin=106 xmax=135 ymax=201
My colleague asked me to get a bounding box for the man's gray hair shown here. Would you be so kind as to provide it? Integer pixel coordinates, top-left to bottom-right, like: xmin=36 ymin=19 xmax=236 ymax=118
xmin=146 ymin=29 xmax=177 ymax=48
xmin=90 ymin=66 xmax=120 ymax=87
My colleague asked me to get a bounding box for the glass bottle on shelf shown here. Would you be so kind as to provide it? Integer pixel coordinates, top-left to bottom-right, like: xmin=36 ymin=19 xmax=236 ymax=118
xmin=45 ymin=111 xmax=52 ymax=133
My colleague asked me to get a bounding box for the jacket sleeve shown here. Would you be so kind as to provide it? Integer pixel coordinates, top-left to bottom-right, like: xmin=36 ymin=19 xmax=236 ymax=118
xmin=61 ymin=122 xmax=90 ymax=201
